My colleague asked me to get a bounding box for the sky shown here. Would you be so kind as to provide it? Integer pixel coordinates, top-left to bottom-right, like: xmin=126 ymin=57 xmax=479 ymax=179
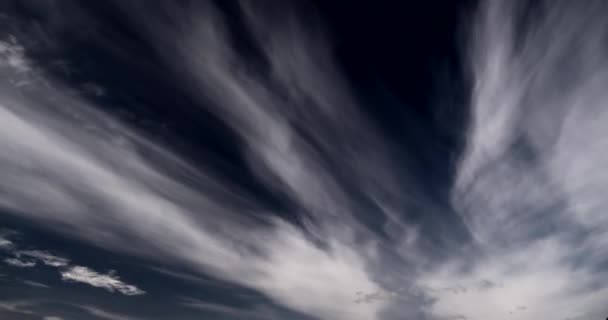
xmin=0 ymin=0 xmax=607 ymax=319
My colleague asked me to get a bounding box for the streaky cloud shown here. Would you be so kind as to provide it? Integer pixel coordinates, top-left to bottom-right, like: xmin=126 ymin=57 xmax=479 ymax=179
xmin=4 ymin=257 xmax=35 ymax=268
xmin=60 ymin=266 xmax=145 ymax=296
xmin=419 ymin=1 xmax=608 ymax=319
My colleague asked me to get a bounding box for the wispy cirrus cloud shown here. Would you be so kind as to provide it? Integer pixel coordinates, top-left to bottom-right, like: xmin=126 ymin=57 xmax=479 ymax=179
xmin=0 ymin=232 xmax=142 ymax=296
xmin=0 ymin=1 xmax=607 ymax=320
xmin=0 ymin=300 xmax=36 ymax=315
xmin=0 ymin=36 xmax=29 ymax=73
xmin=4 ymin=257 xmax=35 ymax=268
xmin=418 ymin=1 xmax=608 ymax=320
xmin=23 ymin=280 xmax=50 ymax=288
xmin=179 ymin=297 xmax=272 ymax=319
xmin=60 ymin=266 xmax=145 ymax=296
xmin=0 ymin=3 xmax=387 ymax=320
xmin=77 ymin=305 xmax=144 ymax=320
xmin=17 ymin=250 xmax=69 ymax=267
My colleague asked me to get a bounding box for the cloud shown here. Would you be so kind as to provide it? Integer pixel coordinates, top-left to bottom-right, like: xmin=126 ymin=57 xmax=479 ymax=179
xmin=0 ymin=234 xmax=144 ymax=297
xmin=180 ymin=297 xmax=273 ymax=319
xmin=4 ymin=257 xmax=36 ymax=268
xmin=0 ymin=4 xmax=389 ymax=320
xmin=0 ymin=230 xmax=16 ymax=249
xmin=78 ymin=305 xmax=143 ymax=320
xmin=17 ymin=250 xmax=69 ymax=267
xmin=43 ymin=317 xmax=63 ymax=320
xmin=0 ymin=237 xmax=12 ymax=248
xmin=148 ymin=266 xmax=232 ymax=289
xmin=2 ymin=1 xmax=607 ymax=320
xmin=419 ymin=1 xmax=608 ymax=320
xmin=23 ymin=280 xmax=50 ymax=288
xmin=0 ymin=233 xmax=68 ymax=269
xmin=0 ymin=37 xmax=29 ymax=73
xmin=60 ymin=266 xmax=145 ymax=296
xmin=0 ymin=300 xmax=36 ymax=315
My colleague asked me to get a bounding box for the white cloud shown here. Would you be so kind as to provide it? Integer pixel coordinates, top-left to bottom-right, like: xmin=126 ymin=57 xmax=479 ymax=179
xmin=237 ymin=223 xmax=384 ymax=320
xmin=0 ymin=8 xmax=388 ymax=320
xmin=4 ymin=1 xmax=608 ymax=320
xmin=0 ymin=231 xmax=143 ymax=297
xmin=429 ymin=1 xmax=608 ymax=320
xmin=61 ymin=266 xmax=145 ymax=296
xmin=4 ymin=257 xmax=36 ymax=268
xmin=43 ymin=317 xmax=63 ymax=320
xmin=416 ymin=239 xmax=608 ymax=320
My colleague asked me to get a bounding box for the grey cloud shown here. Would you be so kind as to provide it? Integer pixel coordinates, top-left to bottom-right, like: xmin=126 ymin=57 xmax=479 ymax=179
xmin=0 ymin=300 xmax=37 ymax=315
xmin=0 ymin=238 xmax=12 ymax=249
xmin=0 ymin=230 xmax=17 ymax=249
xmin=0 ymin=37 xmax=29 ymax=73
xmin=354 ymin=290 xmax=401 ymax=304
xmin=23 ymin=280 xmax=50 ymax=288
xmin=4 ymin=257 xmax=36 ymax=268
xmin=77 ymin=305 xmax=144 ymax=320
xmin=179 ymin=297 xmax=273 ymax=319
xmin=17 ymin=250 xmax=69 ymax=267
xmin=474 ymin=279 xmax=496 ymax=291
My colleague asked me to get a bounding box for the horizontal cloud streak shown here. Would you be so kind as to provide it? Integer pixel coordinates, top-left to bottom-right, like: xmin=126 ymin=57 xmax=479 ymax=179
xmin=78 ymin=305 xmax=143 ymax=320
xmin=4 ymin=258 xmax=35 ymax=268
xmin=18 ymin=250 xmax=69 ymax=267
xmin=61 ymin=266 xmax=145 ymax=296
xmin=0 ymin=230 xmax=142 ymax=296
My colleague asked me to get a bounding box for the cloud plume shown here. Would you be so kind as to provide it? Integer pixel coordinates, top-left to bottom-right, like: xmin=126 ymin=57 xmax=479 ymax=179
xmin=0 ymin=1 xmax=607 ymax=320
xmin=0 ymin=2 xmax=388 ymax=319
xmin=419 ymin=1 xmax=608 ymax=319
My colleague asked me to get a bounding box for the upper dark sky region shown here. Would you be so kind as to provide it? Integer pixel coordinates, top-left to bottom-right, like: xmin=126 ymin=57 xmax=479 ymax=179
xmin=0 ymin=1 xmax=607 ymax=319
